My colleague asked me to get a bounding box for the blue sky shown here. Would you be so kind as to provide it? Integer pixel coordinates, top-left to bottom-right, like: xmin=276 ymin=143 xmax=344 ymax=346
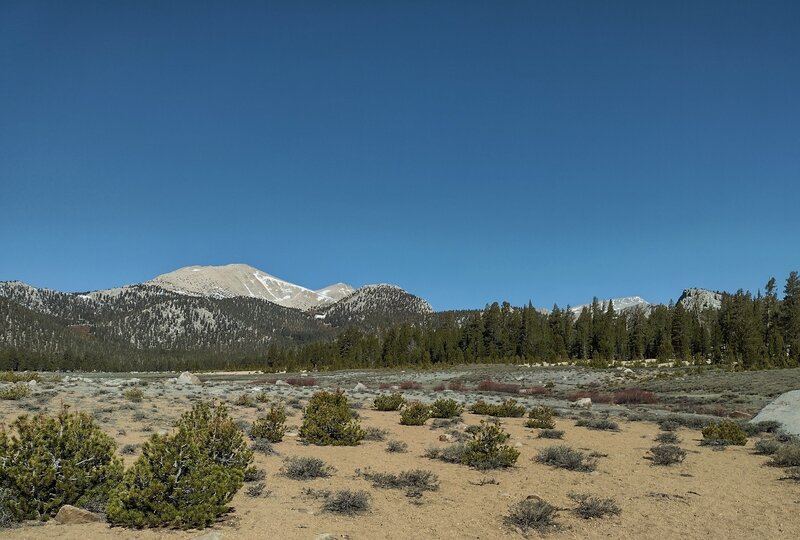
xmin=1 ymin=1 xmax=798 ymax=311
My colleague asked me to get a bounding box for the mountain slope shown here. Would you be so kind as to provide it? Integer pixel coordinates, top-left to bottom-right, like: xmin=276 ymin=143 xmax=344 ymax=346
xmin=568 ymin=296 xmax=651 ymax=316
xmin=146 ymin=264 xmax=354 ymax=310
xmin=316 ymin=284 xmax=433 ymax=327
xmin=678 ymin=288 xmax=724 ymax=311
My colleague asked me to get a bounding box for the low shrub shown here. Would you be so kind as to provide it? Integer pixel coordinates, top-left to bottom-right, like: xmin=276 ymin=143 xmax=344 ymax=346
xmin=430 ymin=398 xmax=463 ymax=419
xmin=281 ymin=456 xmax=335 ymax=480
xmin=400 ymin=402 xmax=431 ymax=426
xmin=754 ymin=439 xmax=780 ymax=456
xmin=575 ymin=418 xmax=619 ymax=431
xmin=299 ymin=390 xmax=365 ymax=446
xmin=780 ymin=467 xmax=800 ymax=482
xmin=702 ymin=420 xmax=748 ymax=446
xmin=107 ymin=402 xmax=252 ymax=529
xmin=246 ymin=482 xmax=268 ymax=497
xmin=399 ymin=380 xmax=421 ymax=390
xmin=286 ymin=378 xmax=317 ymax=387
xmin=477 ymin=380 xmax=520 ymax=394
xmin=424 ymin=444 xmax=468 ymax=464
xmin=613 ymin=388 xmax=656 ymax=404
xmin=463 ymin=421 xmax=519 ymax=470
xmin=567 ymin=390 xmax=612 ymax=404
xmin=233 ymin=393 xmax=255 ymax=407
xmin=321 ymin=490 xmax=370 ymax=515
xmin=649 ymin=444 xmax=686 ymax=466
xmin=0 ymin=384 xmax=31 ymax=401
xmin=374 ymin=393 xmax=405 ymax=411
xmin=570 ymin=493 xmax=621 ymax=519
xmin=430 ymin=417 xmax=462 ymax=430
xmin=504 ymin=498 xmax=558 ymax=534
xmin=364 ymin=427 xmax=389 ymax=441
xmin=0 ymin=405 xmax=123 ymax=523
xmin=243 ymin=466 xmax=266 ymax=482
xmin=251 ymin=438 xmax=274 ymax=455
xmin=770 ymin=442 xmax=800 ymax=467
xmin=250 ymin=405 xmax=287 ymax=443
xmin=447 ymin=380 xmax=466 ymax=391
xmin=469 ymin=399 xmax=526 ymax=418
xmin=386 ymin=440 xmax=408 ymax=453
xmin=360 ymin=468 xmax=439 ymax=497
xmin=0 ymin=372 xmax=40 ymax=383
xmin=536 ymin=445 xmax=596 ymax=472
xmin=658 ymin=420 xmax=680 ymax=432
xmin=525 ymin=406 xmax=555 ymax=429
xmin=655 ymin=432 xmax=680 ymax=445
xmin=538 ymin=429 xmax=565 ymax=439
xmin=660 ymin=414 xmax=713 ymax=430
xmin=123 ymin=388 xmax=144 ymax=402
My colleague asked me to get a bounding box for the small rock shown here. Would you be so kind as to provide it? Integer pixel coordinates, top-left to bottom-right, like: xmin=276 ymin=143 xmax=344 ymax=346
xmin=315 ymin=535 xmax=337 ymax=540
xmin=571 ymin=397 xmax=592 ymax=409
xmin=353 ymin=383 xmax=368 ymax=392
xmin=27 ymin=379 xmax=37 ymax=387
xmin=514 ymin=442 xmax=523 ymax=448
xmin=439 ymin=433 xmax=455 ymax=442
xmin=623 ymin=368 xmax=634 ymax=374
xmin=193 ymin=532 xmax=224 ymax=540
xmin=54 ymin=505 xmax=104 ymax=525
xmin=177 ymin=372 xmax=201 ymax=385
xmin=275 ymin=379 xmax=290 ymax=386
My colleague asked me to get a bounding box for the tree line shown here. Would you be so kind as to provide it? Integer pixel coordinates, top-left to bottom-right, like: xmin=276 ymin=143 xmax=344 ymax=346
xmin=2 ymin=271 xmax=798 ymax=373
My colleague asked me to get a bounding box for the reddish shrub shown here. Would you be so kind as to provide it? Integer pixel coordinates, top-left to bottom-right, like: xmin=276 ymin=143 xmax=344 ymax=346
xmin=399 ymin=381 xmax=422 ymax=390
xmin=378 ymin=383 xmax=392 ymax=390
xmin=567 ymin=390 xmax=612 ymax=404
xmin=447 ymin=380 xmax=466 ymax=391
xmin=433 ymin=383 xmax=446 ymax=391
xmin=477 ymin=380 xmax=521 ymax=394
xmin=520 ymin=386 xmax=551 ymax=396
xmin=286 ymin=377 xmax=318 ymax=387
xmin=613 ymin=388 xmax=656 ymax=404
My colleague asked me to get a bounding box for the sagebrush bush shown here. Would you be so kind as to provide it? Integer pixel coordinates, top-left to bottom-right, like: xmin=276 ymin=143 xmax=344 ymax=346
xmin=322 ymin=490 xmax=370 ymax=515
xmin=430 ymin=398 xmax=463 ymax=419
xmin=0 ymin=405 xmax=123 ymax=523
xmin=250 ymin=405 xmax=287 ymax=443
xmin=281 ymin=456 xmax=335 ymax=480
xmin=373 ymin=393 xmax=405 ymax=411
xmin=300 ymin=390 xmax=365 ymax=446
xmin=655 ymin=432 xmax=680 ymax=444
xmin=525 ymin=406 xmax=555 ymax=429
xmin=538 ymin=429 xmax=565 ymax=439
xmin=575 ymin=418 xmax=619 ymax=431
xmin=361 ymin=468 xmax=439 ymax=497
xmin=649 ymin=444 xmax=686 ymax=466
xmin=754 ymin=439 xmax=780 ymax=456
xmin=233 ymin=393 xmax=255 ymax=407
xmin=400 ymin=402 xmax=431 ymax=426
xmin=364 ymin=427 xmax=389 ymax=441
xmin=504 ymin=498 xmax=558 ymax=533
xmin=702 ymin=420 xmax=748 ymax=446
xmin=107 ymin=402 xmax=252 ymax=529
xmin=536 ymin=445 xmax=596 ymax=472
xmin=0 ymin=384 xmax=31 ymax=401
xmin=386 ymin=440 xmax=408 ymax=453
xmin=469 ymin=399 xmax=526 ymax=418
xmin=569 ymin=493 xmax=621 ymax=519
xmin=463 ymin=421 xmax=519 ymax=469
xmin=770 ymin=442 xmax=800 ymax=467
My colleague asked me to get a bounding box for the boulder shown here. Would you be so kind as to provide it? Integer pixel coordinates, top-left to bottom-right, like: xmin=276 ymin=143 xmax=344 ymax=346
xmin=177 ymin=372 xmax=201 ymax=385
xmin=54 ymin=505 xmax=104 ymax=525
xmin=275 ymin=379 xmax=289 ymax=386
xmin=353 ymin=383 xmax=368 ymax=392
xmin=193 ymin=532 xmax=224 ymax=540
xmin=751 ymin=390 xmax=800 ymax=436
xmin=571 ymin=397 xmax=592 ymax=409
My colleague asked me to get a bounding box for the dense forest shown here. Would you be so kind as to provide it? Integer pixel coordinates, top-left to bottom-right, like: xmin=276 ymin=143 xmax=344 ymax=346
xmin=1 ymin=272 xmax=798 ymax=373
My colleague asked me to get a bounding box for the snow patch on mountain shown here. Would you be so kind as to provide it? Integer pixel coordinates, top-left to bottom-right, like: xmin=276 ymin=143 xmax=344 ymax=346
xmin=568 ymin=296 xmax=651 ymax=316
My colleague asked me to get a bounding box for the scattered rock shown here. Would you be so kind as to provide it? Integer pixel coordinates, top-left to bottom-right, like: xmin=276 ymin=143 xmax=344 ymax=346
xmin=27 ymin=379 xmax=37 ymax=387
xmin=623 ymin=368 xmax=634 ymax=374
xmin=571 ymin=397 xmax=592 ymax=409
xmin=353 ymin=383 xmax=368 ymax=392
xmin=177 ymin=372 xmax=201 ymax=385
xmin=752 ymin=390 xmax=800 ymax=435
xmin=275 ymin=380 xmax=290 ymax=386
xmin=53 ymin=505 xmax=104 ymax=525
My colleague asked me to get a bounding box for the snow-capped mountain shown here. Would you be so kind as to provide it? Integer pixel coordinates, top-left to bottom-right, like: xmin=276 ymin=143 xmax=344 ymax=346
xmin=678 ymin=288 xmax=723 ymax=311
xmin=568 ymin=296 xmax=651 ymax=316
xmin=145 ymin=264 xmax=354 ymax=311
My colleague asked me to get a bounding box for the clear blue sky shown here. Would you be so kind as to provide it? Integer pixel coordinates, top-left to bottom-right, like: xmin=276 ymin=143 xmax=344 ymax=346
xmin=1 ymin=1 xmax=798 ymax=311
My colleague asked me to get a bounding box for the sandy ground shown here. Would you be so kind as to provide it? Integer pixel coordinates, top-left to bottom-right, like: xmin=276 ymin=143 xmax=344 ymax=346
xmin=1 ymin=373 xmax=798 ymax=540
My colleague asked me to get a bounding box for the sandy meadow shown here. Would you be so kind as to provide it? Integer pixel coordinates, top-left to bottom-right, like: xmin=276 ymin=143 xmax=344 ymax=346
xmin=1 ymin=369 xmax=798 ymax=539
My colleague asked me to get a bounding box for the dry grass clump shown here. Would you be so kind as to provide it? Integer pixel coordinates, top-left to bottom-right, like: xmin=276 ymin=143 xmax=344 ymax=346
xmin=364 ymin=427 xmax=390 ymax=441
xmin=399 ymin=381 xmax=422 ymax=390
xmin=122 ymin=388 xmax=144 ymax=402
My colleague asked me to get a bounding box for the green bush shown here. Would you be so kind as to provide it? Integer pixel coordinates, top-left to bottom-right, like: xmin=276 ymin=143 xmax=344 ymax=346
xmin=430 ymin=398 xmax=463 ymax=419
xmin=463 ymin=421 xmax=519 ymax=469
xmin=300 ymin=390 xmax=365 ymax=446
xmin=702 ymin=420 xmax=748 ymax=446
xmin=0 ymin=384 xmax=31 ymax=401
xmin=400 ymin=402 xmax=431 ymax=426
xmin=123 ymin=388 xmax=144 ymax=402
xmin=373 ymin=393 xmax=405 ymax=411
xmin=536 ymin=445 xmax=596 ymax=472
xmin=0 ymin=372 xmax=40 ymax=383
xmin=525 ymin=406 xmax=555 ymax=429
xmin=107 ymin=402 xmax=252 ymax=529
xmin=0 ymin=405 xmax=123 ymax=523
xmin=469 ymin=399 xmax=526 ymax=418
xmin=250 ymin=405 xmax=287 ymax=443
